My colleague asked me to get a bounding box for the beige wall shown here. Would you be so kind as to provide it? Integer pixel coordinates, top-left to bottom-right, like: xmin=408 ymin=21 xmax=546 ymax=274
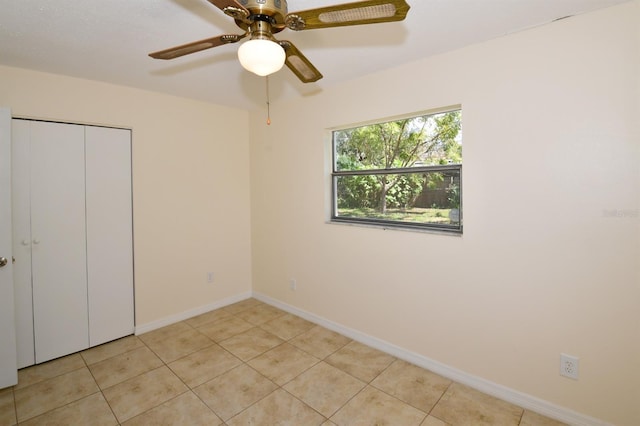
xmin=0 ymin=65 xmax=253 ymax=327
xmin=249 ymin=2 xmax=640 ymax=425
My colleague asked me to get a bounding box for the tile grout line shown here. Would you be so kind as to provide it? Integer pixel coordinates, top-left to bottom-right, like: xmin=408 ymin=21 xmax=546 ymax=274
xmin=13 ymin=363 xmax=99 ymax=424
xmin=120 ymin=336 xmax=204 ymax=424
xmin=422 ymin=379 xmax=454 ymax=425
xmin=79 ymin=351 xmax=122 ymax=425
xmin=363 ymin=359 xmax=431 ymax=424
xmin=277 ymin=320 xmax=362 ymax=424
xmin=225 ymin=325 xmax=327 ymax=425
xmin=161 ymin=331 xmax=241 ymax=425
xmin=174 ymin=305 xmax=296 ymax=424
xmin=195 ymin=311 xmax=279 ymax=424
xmin=11 ymin=387 xmax=17 ymax=426
xmin=194 ymin=305 xmax=326 ymax=424
xmin=323 ymin=353 xmax=407 ymax=424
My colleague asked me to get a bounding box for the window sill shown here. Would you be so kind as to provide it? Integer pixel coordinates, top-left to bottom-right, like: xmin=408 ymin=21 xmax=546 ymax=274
xmin=327 ymin=218 xmax=463 ymax=236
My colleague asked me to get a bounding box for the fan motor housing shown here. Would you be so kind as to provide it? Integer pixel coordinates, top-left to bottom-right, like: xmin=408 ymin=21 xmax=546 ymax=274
xmin=235 ymin=0 xmax=289 ymax=33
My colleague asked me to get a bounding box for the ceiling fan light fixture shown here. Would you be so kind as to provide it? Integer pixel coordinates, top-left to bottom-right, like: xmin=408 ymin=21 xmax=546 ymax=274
xmin=149 ymin=0 xmax=411 ymax=84
xmin=238 ymin=39 xmax=286 ymax=76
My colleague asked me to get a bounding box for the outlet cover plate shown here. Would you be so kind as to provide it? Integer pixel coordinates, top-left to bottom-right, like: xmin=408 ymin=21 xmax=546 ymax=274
xmin=560 ymin=353 xmax=579 ymax=380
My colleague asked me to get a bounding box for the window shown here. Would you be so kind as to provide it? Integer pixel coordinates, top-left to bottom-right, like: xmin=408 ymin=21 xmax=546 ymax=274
xmin=331 ymin=108 xmax=462 ymax=233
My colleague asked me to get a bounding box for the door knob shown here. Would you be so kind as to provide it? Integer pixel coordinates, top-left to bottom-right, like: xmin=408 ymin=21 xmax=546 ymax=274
xmin=33 ymin=239 xmax=40 ymax=245
xmin=22 ymin=239 xmax=30 ymax=246
xmin=0 ymin=257 xmax=7 ymax=268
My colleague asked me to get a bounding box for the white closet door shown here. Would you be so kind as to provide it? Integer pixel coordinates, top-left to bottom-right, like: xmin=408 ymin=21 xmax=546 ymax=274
xmin=0 ymin=108 xmax=17 ymax=388
xmin=11 ymin=119 xmax=35 ymax=368
xmin=85 ymin=126 xmax=134 ymax=346
xmin=30 ymin=121 xmax=89 ymax=363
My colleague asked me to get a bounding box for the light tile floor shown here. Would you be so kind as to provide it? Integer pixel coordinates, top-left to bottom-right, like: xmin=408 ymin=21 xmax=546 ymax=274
xmin=0 ymin=298 xmax=567 ymax=425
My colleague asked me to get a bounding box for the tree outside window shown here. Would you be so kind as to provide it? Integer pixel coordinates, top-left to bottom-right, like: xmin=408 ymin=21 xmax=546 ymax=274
xmin=332 ymin=109 xmax=462 ymax=232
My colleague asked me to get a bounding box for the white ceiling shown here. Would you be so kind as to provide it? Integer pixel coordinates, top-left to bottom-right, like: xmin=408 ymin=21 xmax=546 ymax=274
xmin=0 ymin=0 xmax=629 ymax=110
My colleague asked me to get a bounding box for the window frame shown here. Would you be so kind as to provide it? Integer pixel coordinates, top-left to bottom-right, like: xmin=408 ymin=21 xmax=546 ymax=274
xmin=330 ymin=112 xmax=463 ymax=234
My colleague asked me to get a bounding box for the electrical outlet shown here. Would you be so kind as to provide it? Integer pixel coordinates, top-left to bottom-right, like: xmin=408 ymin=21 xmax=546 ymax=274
xmin=207 ymin=272 xmax=214 ymax=283
xmin=289 ymin=279 xmax=297 ymax=291
xmin=560 ymin=353 xmax=579 ymax=380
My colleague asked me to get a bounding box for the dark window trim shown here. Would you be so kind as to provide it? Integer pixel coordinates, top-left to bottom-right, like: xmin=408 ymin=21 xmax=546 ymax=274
xmin=334 ymin=164 xmax=460 ymax=176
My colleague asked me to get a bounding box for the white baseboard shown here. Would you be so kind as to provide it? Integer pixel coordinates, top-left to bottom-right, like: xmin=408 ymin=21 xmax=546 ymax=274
xmin=134 ymin=291 xmax=252 ymax=335
xmin=252 ymin=291 xmax=611 ymax=426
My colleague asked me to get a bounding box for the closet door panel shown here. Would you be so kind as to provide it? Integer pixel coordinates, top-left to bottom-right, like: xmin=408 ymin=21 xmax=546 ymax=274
xmin=0 ymin=108 xmax=17 ymax=388
xmin=30 ymin=121 xmax=88 ymax=363
xmin=10 ymin=120 xmax=35 ymax=368
xmin=85 ymin=126 xmax=134 ymax=346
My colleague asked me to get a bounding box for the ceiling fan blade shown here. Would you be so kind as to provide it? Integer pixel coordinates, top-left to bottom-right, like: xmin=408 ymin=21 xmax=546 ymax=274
xmin=285 ymin=0 xmax=410 ymax=31
xmin=149 ymin=34 xmax=246 ymax=60
xmin=278 ymin=40 xmax=323 ymax=83
xmin=205 ymin=0 xmax=250 ymax=20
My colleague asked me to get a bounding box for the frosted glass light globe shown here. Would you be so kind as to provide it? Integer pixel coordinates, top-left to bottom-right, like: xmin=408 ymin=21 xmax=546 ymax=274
xmin=238 ymin=39 xmax=286 ymax=76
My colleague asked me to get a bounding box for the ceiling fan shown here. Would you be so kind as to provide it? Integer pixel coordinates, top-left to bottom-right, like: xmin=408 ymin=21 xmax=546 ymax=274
xmin=149 ymin=0 xmax=411 ymax=83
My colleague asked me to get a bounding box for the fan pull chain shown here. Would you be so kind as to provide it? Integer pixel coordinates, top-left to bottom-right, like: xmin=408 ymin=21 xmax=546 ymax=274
xmin=266 ymin=75 xmax=271 ymax=126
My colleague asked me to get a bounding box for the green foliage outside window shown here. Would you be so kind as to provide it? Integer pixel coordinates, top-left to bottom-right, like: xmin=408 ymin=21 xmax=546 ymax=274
xmin=332 ymin=109 xmax=462 ymax=231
